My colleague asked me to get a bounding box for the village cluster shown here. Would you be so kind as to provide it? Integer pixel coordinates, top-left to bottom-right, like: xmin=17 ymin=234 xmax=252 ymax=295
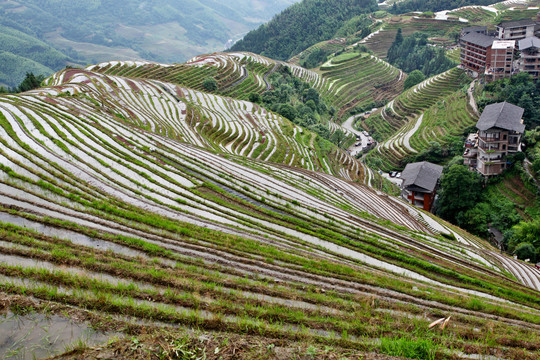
xmin=399 ymin=14 xmax=539 ymax=211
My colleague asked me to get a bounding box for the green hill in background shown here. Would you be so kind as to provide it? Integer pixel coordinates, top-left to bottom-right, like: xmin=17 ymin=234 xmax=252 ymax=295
xmin=0 ymin=0 xmax=299 ymax=87
xmin=229 ymin=0 xmax=378 ymax=60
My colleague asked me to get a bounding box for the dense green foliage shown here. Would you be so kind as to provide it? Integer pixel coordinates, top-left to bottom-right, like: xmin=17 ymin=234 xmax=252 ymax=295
xmin=405 ymin=136 xmax=465 ymax=165
xmin=0 ymin=51 xmax=53 ymax=88
xmin=524 ymin=128 xmax=540 ymax=175
xmin=299 ymin=48 xmax=332 ymax=69
xmin=253 ymin=66 xmax=347 ymax=147
xmin=505 ymin=219 xmax=540 ymax=261
xmin=390 ymin=0 xmax=499 ymax=14
xmin=387 ymin=31 xmax=456 ymax=78
xmin=478 ymin=73 xmax=540 ymax=130
xmin=0 ymin=24 xmax=70 ymax=87
xmin=437 ymin=162 xmax=538 ymax=260
xmin=16 ymin=72 xmax=45 ymax=93
xmin=513 ymin=242 xmax=537 ymax=262
xmin=403 ymin=70 xmax=425 ymax=90
xmin=333 ymin=15 xmax=372 ymax=38
xmin=230 ymin=0 xmax=377 ymax=60
xmin=202 ymin=77 xmax=218 ymax=92
xmin=436 ymin=164 xmax=483 ymax=224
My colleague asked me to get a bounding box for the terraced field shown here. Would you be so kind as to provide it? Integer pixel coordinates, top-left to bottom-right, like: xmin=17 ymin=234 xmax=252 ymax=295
xmin=42 ymin=67 xmax=363 ymax=181
xmin=318 ymin=53 xmax=405 ymax=120
xmin=1 ymin=64 xmax=540 ymax=359
xmin=364 ymin=68 xmax=474 ymax=170
xmin=90 ymin=52 xmax=404 ymax=123
xmin=288 ymin=38 xmax=347 ymax=66
xmin=362 ymin=18 xmax=463 ymax=59
xmin=448 ymin=6 xmax=498 ymax=23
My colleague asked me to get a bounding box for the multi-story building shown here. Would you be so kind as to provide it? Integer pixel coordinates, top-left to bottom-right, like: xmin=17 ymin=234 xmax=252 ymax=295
xmin=485 ymin=40 xmax=516 ymax=81
xmin=519 ymin=37 xmax=540 ymax=80
xmin=537 ymin=11 xmax=540 ymax=36
xmin=401 ymin=162 xmax=443 ymax=211
xmin=497 ymin=19 xmax=537 ymax=40
xmin=463 ymin=133 xmax=479 ymax=170
xmin=460 ymin=32 xmax=495 ymax=75
xmin=465 ymin=102 xmax=525 ymax=177
xmin=460 ymin=32 xmax=515 ymax=80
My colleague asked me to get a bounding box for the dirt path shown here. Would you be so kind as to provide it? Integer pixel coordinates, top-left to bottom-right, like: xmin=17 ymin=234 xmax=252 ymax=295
xmin=467 ymin=79 xmax=479 ymax=116
xmin=263 ymin=64 xmax=278 ymax=90
xmin=402 ymin=114 xmax=423 ymax=152
xmin=524 ymin=158 xmax=540 ymax=190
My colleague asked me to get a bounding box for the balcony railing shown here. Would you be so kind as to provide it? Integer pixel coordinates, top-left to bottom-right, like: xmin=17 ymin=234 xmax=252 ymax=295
xmin=479 ymin=156 xmax=504 ymax=162
xmin=479 ymin=136 xmax=501 ymax=142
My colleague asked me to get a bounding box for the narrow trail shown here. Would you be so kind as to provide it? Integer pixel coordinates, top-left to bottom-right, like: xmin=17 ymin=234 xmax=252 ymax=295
xmin=223 ymin=66 xmax=248 ymax=90
xmin=402 ymin=114 xmax=423 ymax=152
xmin=263 ymin=64 xmax=279 ymax=90
xmin=467 ymin=79 xmax=479 ymax=116
xmin=524 ymin=158 xmax=540 ymax=190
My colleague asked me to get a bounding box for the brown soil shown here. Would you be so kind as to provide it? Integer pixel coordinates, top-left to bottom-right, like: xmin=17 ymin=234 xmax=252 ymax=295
xmin=49 ymin=331 xmax=405 ymax=360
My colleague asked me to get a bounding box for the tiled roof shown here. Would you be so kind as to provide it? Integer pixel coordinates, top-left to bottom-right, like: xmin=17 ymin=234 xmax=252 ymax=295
xmin=476 ymin=102 xmax=526 ymax=133
xmin=519 ymin=36 xmax=540 ymax=50
xmin=461 ymin=26 xmax=487 ymax=34
xmin=498 ymin=19 xmax=537 ymax=28
xmin=460 ymin=32 xmax=495 ymax=48
xmin=402 ymin=162 xmax=443 ymax=193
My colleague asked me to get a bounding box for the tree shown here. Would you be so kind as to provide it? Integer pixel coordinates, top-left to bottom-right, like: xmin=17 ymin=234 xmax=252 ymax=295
xmin=394 ymin=28 xmax=403 ymax=45
xmin=456 ymin=203 xmax=490 ymax=237
xmin=202 ymin=77 xmax=217 ymax=92
xmin=510 ymin=219 xmax=540 ymax=248
xmin=437 ymin=164 xmax=483 ymax=223
xmin=277 ymin=103 xmax=297 ymax=121
xmin=331 ymin=129 xmax=347 ymax=148
xmin=514 ymin=242 xmax=536 ymax=262
xmin=17 ymin=72 xmax=43 ymax=92
xmin=403 ymin=70 xmax=425 ymax=90
xmin=248 ymin=92 xmax=260 ymax=103
xmin=304 ymin=88 xmax=320 ymax=105
xmin=308 ymin=123 xmax=330 ymax=139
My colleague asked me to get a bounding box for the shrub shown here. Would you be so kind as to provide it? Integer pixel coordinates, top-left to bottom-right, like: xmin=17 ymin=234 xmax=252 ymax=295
xmin=514 ymin=242 xmax=536 ymax=262
xmin=202 ymin=77 xmax=217 ymax=92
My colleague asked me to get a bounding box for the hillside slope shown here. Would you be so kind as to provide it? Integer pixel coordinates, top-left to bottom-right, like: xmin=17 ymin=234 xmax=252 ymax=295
xmin=48 ymin=66 xmax=362 ymax=180
xmin=89 ymin=51 xmax=404 ymax=123
xmin=0 ymin=0 xmax=300 ymax=87
xmin=229 ymin=0 xmax=378 ymax=60
xmin=0 ymin=66 xmax=539 ymax=359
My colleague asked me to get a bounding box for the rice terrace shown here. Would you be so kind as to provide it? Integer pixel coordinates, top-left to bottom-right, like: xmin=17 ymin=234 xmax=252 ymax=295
xmin=0 ymin=0 xmax=539 ymax=359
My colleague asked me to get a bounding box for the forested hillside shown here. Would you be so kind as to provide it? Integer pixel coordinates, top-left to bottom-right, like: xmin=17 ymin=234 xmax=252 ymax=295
xmin=229 ymin=0 xmax=378 ymax=60
xmin=0 ymin=0 xmax=299 ymax=87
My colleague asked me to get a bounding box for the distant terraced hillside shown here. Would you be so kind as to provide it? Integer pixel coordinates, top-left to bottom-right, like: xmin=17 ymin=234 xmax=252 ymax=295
xmin=362 ymin=17 xmax=463 ymax=59
xmin=364 ymin=67 xmax=476 ymax=170
xmin=318 ymin=53 xmax=405 ymax=119
xmin=43 ymin=67 xmax=361 ymax=181
xmin=90 ymin=51 xmax=404 ymax=122
xmin=88 ymin=54 xmax=322 ymax=102
xmin=1 ymin=66 xmax=540 ymax=358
